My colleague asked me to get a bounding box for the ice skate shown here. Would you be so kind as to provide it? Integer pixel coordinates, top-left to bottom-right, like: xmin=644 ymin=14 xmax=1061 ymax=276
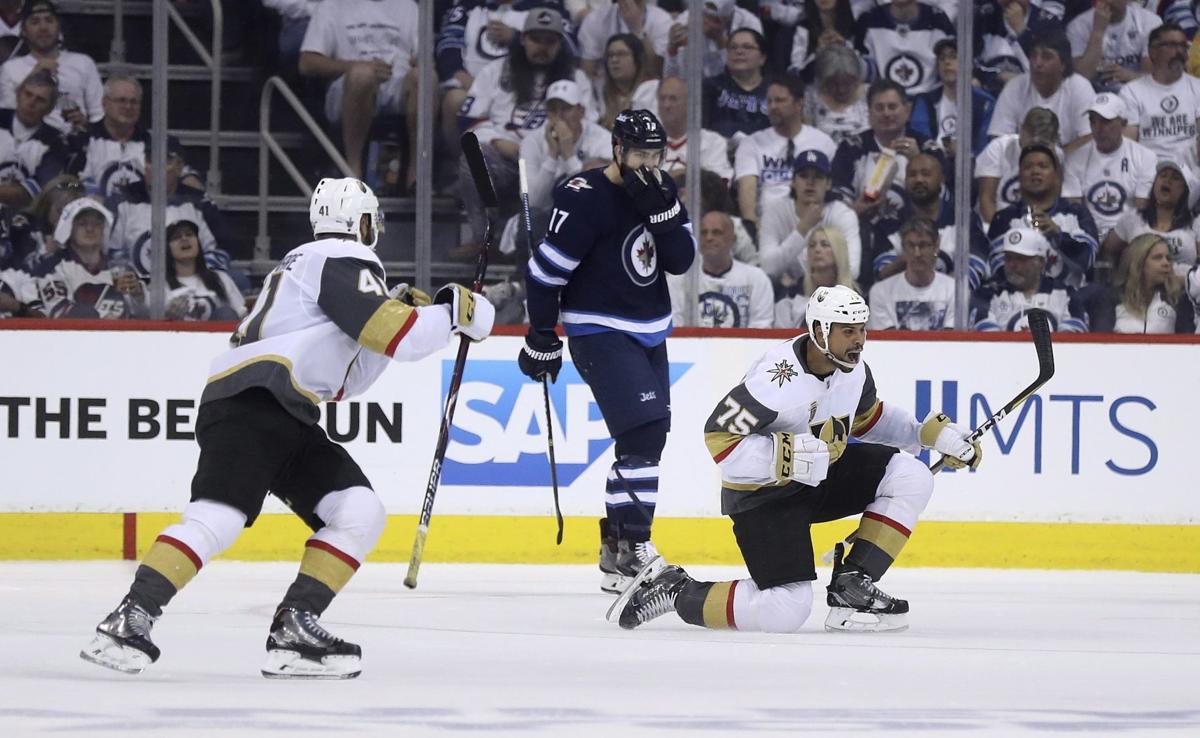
xmin=824 ymin=543 xmax=909 ymax=632
xmin=80 ymin=596 xmax=161 ymax=674
xmin=599 ymin=523 xmax=621 ymax=593
xmin=261 ymin=608 xmax=362 ymax=680
xmin=602 ymin=538 xmax=668 ymax=594
xmin=607 ymin=561 xmax=690 ymax=629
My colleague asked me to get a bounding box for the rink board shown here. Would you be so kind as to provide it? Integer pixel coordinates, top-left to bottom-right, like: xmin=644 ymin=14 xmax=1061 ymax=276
xmin=1 ymin=324 xmax=1198 ymax=570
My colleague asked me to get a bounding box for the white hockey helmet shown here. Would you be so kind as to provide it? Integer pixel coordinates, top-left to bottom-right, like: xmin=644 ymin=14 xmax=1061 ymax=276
xmin=805 ymin=285 xmax=869 ymax=360
xmin=310 ymin=177 xmax=384 ymax=249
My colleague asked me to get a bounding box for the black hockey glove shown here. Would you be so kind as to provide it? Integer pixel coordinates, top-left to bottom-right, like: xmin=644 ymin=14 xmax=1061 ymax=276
xmin=622 ymin=166 xmax=683 ymax=235
xmin=518 ymin=327 xmax=563 ymax=383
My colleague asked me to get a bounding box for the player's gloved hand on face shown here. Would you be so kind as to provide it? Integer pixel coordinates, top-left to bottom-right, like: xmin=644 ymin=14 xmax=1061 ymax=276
xmin=773 ymin=432 xmax=831 ymax=486
xmin=622 ymin=166 xmax=684 ymax=235
xmin=518 ymin=327 xmax=563 ymax=383
xmin=389 ymin=282 xmax=431 ymax=307
xmin=434 ymin=283 xmax=495 ymax=342
xmin=919 ymin=412 xmax=982 ymax=470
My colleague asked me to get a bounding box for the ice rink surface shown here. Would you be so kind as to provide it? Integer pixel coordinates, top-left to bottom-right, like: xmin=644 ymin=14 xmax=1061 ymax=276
xmin=2 ymin=561 xmax=1198 ymax=738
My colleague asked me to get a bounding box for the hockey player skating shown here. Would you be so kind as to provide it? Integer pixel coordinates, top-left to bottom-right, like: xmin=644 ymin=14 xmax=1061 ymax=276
xmin=611 ymin=285 xmax=981 ymax=632
xmin=518 ymin=109 xmax=696 ymax=593
xmin=80 ymin=177 xmax=495 ymax=678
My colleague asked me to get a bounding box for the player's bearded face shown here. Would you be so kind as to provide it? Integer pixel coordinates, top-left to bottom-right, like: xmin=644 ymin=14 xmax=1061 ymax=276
xmin=618 ymin=145 xmax=663 ymax=175
xmin=827 ymin=324 xmax=866 ymax=366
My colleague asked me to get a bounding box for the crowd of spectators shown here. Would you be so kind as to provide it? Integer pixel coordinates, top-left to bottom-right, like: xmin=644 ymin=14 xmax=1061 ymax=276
xmin=6 ymin=0 xmax=1200 ymax=335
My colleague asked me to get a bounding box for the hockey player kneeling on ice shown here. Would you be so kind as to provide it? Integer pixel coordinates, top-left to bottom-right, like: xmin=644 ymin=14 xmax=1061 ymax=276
xmin=80 ymin=177 xmax=495 ymax=679
xmin=610 ymin=285 xmax=981 ymax=633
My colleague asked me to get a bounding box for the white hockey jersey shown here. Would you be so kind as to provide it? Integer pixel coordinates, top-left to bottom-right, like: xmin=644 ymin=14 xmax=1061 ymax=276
xmin=703 ymin=334 xmax=922 ymax=515
xmin=202 ymin=238 xmax=454 ymax=423
xmin=667 ymin=260 xmax=775 ymax=328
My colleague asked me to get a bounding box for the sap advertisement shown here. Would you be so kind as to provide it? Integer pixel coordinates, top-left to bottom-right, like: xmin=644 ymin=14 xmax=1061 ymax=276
xmin=0 ymin=328 xmax=1196 ymax=524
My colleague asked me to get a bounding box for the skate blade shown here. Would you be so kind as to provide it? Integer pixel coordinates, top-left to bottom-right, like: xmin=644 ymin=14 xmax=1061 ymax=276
xmin=79 ymin=633 xmax=152 ymax=674
xmin=604 ymin=555 xmax=663 ymax=624
xmin=261 ymin=649 xmax=361 ymax=680
xmin=824 ymin=606 xmax=909 ymax=633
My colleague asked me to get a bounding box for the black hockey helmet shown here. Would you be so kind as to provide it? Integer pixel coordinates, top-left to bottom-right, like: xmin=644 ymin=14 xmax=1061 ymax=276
xmin=612 ymin=109 xmax=666 ymax=151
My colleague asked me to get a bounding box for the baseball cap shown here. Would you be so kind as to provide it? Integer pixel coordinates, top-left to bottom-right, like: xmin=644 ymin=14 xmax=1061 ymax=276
xmin=1155 ymin=159 xmax=1200 ymax=209
xmin=793 ymin=149 xmax=831 ymax=177
xmin=705 ymin=0 xmax=736 ymax=18
xmin=1002 ymin=228 xmax=1050 ymax=258
xmin=1085 ymin=93 xmax=1127 ymax=121
xmin=523 ymin=7 xmax=563 ymax=35
xmin=54 ymin=197 xmax=113 ymax=245
xmin=21 ymin=0 xmax=57 ymax=19
xmin=1019 ymin=142 xmax=1060 ymax=170
xmin=546 ymin=79 xmax=582 ymax=106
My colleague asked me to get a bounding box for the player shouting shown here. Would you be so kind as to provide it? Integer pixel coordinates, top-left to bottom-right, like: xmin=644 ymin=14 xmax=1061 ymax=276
xmin=518 ymin=109 xmax=696 ymax=593
xmin=81 ymin=177 xmax=495 ymax=679
xmin=611 ymin=285 xmax=981 ymax=632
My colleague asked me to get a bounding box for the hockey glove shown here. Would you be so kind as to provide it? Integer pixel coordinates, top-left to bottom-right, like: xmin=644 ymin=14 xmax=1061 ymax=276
xmin=919 ymin=412 xmax=982 ymax=470
xmin=518 ymin=327 xmax=563 ymax=383
xmin=622 ymin=166 xmax=684 ymax=235
xmin=434 ymin=283 xmax=495 ymax=342
xmin=389 ymin=282 xmax=432 ymax=307
xmin=772 ymin=432 xmax=831 ymax=486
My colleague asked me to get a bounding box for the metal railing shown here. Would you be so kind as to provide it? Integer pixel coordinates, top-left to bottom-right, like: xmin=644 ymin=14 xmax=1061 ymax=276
xmin=255 ymin=75 xmax=355 ymax=262
xmin=108 ymin=0 xmax=223 ymax=195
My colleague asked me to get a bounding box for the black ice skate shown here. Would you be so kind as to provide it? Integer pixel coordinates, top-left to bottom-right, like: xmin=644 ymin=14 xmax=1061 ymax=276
xmin=825 ymin=543 xmax=909 ymax=632
xmin=601 ymin=534 xmax=668 ymax=595
xmin=80 ymin=596 xmax=161 ymax=674
xmin=606 ymin=560 xmax=690 ymax=630
xmin=261 ymin=608 xmax=362 ymax=680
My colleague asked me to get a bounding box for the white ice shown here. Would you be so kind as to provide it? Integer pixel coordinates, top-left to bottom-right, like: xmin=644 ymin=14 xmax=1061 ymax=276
xmin=2 ymin=562 xmax=1198 ymax=737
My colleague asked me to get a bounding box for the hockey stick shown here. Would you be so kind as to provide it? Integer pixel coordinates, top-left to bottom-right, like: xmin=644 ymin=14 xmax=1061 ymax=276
xmin=404 ymin=131 xmax=496 ymax=589
xmin=821 ymin=309 xmax=1056 ymax=563
xmin=518 ymin=158 xmax=564 ymax=545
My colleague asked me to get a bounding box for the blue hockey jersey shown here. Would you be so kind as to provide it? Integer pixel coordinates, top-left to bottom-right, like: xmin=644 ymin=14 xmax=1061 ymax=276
xmin=524 ymin=167 xmax=696 ymax=346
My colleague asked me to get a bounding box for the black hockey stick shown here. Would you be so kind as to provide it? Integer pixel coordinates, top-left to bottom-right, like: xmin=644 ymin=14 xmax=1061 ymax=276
xmin=929 ymin=307 xmax=1055 ymax=472
xmin=404 ymin=131 xmax=495 ymax=589
xmin=518 ymin=158 xmax=564 ymax=545
xmin=822 ymin=309 xmax=1056 ymax=563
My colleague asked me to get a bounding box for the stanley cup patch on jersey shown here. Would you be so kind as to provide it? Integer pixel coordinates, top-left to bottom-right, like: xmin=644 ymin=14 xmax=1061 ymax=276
xmin=621 ymin=226 xmax=658 ymax=287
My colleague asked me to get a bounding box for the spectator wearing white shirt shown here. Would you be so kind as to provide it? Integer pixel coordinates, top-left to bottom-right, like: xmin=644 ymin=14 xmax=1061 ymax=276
xmin=0 ymin=1 xmax=102 ymax=135
xmin=1102 ymin=159 xmax=1200 ymax=277
xmin=578 ymin=0 xmax=669 ymax=79
xmin=988 ymin=30 xmax=1095 ymax=150
xmin=734 ymin=76 xmax=837 ymax=230
xmin=758 ymin=148 xmax=861 ymax=282
xmin=457 ymin=9 xmax=592 ymax=253
xmin=298 ymin=0 xmax=418 ymax=179
xmin=1119 ymin=23 xmax=1200 ymax=165
xmin=1074 ymin=232 xmax=1198 ymax=333
xmin=1064 ymin=93 xmax=1156 ymax=240
xmin=656 ymin=76 xmax=732 ymax=186
xmin=802 ymin=43 xmax=870 ymax=146
xmin=669 ymin=210 xmax=775 ymax=328
xmin=976 ymin=106 xmax=1076 ymax=226
xmin=772 ymin=225 xmax=860 ymax=329
xmin=868 ymin=216 xmax=956 ymax=330
xmin=262 ymin=0 xmax=324 ymax=73
xmin=596 ymin=33 xmax=658 ymax=129
xmin=1067 ymin=0 xmax=1160 ymax=93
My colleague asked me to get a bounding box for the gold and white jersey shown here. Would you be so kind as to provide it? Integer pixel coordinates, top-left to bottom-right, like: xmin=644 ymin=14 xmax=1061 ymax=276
xmin=703 ymin=335 xmax=921 ymax=514
xmin=202 ymin=238 xmax=452 ymax=423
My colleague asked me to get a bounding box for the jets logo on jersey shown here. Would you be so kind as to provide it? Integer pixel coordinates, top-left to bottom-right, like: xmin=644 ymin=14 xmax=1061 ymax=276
xmin=699 ymin=291 xmax=740 ymax=327
xmin=621 ymin=225 xmax=658 ymax=287
xmin=1004 ymin=307 xmax=1060 ymax=332
xmin=1001 ymin=175 xmax=1022 ymax=207
xmin=885 ymin=53 xmax=925 ymax=90
xmin=1087 ymin=180 xmax=1128 ymax=216
xmin=1161 ymin=95 xmax=1180 ymax=114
